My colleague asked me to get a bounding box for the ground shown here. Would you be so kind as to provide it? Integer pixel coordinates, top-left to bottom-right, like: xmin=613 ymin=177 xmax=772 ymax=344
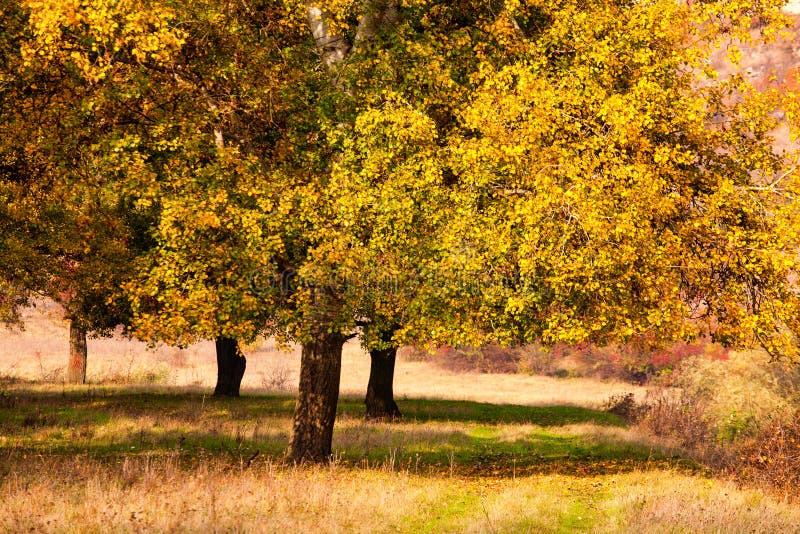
xmin=1 ymin=303 xmax=798 ymax=533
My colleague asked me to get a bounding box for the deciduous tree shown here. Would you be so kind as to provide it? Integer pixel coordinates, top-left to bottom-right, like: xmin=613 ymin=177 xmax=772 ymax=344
xmin=0 ymin=0 xmax=167 ymax=381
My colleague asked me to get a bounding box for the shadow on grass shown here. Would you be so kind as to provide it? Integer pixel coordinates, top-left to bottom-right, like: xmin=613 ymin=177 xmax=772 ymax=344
xmin=0 ymin=388 xmax=623 ymax=426
xmin=344 ymin=397 xmax=624 ymax=427
xmin=334 ymin=424 xmax=691 ymax=477
xmin=0 ymin=388 xmax=691 ymax=478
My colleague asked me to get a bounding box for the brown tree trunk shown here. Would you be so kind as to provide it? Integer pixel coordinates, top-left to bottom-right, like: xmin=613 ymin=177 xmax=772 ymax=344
xmin=67 ymin=320 xmax=87 ymax=384
xmin=287 ymin=331 xmax=346 ymax=463
xmin=213 ymin=337 xmax=246 ymax=397
xmin=365 ymin=346 xmax=401 ymax=420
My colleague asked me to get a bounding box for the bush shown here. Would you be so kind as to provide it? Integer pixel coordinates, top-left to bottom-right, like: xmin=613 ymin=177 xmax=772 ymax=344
xmin=397 ymin=345 xmax=429 ymax=362
xmin=552 ymin=339 xmax=729 ymax=384
xmin=0 ymin=389 xmax=17 ymax=408
xmin=635 ymin=352 xmax=800 ymax=498
xmin=637 ymin=387 xmax=718 ymax=461
xmin=732 ymin=414 xmax=800 ymax=498
xmin=103 ymin=364 xmax=172 ymax=385
xmin=428 ymin=343 xmax=566 ymax=375
xmin=429 ymin=344 xmax=520 ymax=374
xmin=664 ymin=352 xmax=799 ymax=441
xmin=640 ymin=353 xmax=799 ymax=444
xmin=514 ymin=342 xmax=557 ymax=375
xmin=603 ymin=392 xmax=647 ymax=423
xmin=413 ymin=339 xmax=729 ymax=384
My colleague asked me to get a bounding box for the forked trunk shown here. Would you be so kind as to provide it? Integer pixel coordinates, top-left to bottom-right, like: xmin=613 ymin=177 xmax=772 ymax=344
xmin=213 ymin=337 xmax=246 ymax=397
xmin=365 ymin=346 xmax=401 ymax=420
xmin=67 ymin=320 xmax=87 ymax=384
xmin=288 ymin=331 xmax=346 ymax=463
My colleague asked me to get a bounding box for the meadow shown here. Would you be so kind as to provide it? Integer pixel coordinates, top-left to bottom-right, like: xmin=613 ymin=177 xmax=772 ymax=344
xmin=1 ymin=304 xmax=799 ymax=533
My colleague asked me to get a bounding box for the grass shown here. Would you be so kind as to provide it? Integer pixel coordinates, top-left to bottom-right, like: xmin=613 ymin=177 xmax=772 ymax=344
xmin=0 ymin=301 xmax=648 ymax=408
xmin=2 ymin=307 xmax=800 ymax=532
xmin=0 ymin=389 xmax=646 ymax=471
xmin=3 ymin=386 xmax=799 ymax=533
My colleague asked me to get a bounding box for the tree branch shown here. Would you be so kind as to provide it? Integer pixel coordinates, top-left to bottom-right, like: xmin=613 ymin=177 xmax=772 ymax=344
xmin=306 ymin=4 xmax=351 ymax=68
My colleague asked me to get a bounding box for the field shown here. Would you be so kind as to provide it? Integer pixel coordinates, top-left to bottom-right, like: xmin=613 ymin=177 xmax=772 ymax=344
xmin=1 ymin=304 xmax=799 ymax=533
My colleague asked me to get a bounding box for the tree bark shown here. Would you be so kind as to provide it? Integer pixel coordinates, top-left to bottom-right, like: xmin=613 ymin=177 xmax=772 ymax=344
xmin=354 ymin=0 xmax=398 ymax=45
xmin=365 ymin=345 xmax=401 ymax=420
xmin=287 ymin=331 xmax=346 ymax=463
xmin=306 ymin=5 xmax=351 ymax=67
xmin=213 ymin=337 xmax=246 ymax=397
xmin=306 ymin=1 xmax=398 ymax=68
xmin=66 ymin=320 xmax=87 ymax=384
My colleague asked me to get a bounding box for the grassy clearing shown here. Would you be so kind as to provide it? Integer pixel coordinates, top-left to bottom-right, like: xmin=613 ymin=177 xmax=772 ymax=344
xmin=0 ymin=388 xmax=644 ymax=471
xmin=2 ymin=310 xmax=798 ymax=532
xmin=2 ymin=387 xmax=798 ymax=532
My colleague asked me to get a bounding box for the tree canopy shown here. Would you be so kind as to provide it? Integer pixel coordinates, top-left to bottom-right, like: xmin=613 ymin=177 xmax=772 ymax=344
xmin=1 ymin=0 xmax=799 ymax=459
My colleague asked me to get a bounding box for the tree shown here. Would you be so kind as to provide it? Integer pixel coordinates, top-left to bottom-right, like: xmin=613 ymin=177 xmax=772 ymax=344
xmin=284 ymin=0 xmax=466 ymax=458
xmin=282 ymin=0 xmax=800 ymax=462
xmin=0 ymin=0 xmax=165 ymax=382
xmin=439 ymin=0 xmax=800 ymax=356
xmin=363 ymin=324 xmax=401 ymax=420
xmin=7 ymin=0 xmax=797 ymax=464
xmin=4 ymin=0 xmax=312 ymax=394
xmin=6 ymin=0 xmax=330 ymax=392
xmin=116 ymin=0 xmax=315 ymax=396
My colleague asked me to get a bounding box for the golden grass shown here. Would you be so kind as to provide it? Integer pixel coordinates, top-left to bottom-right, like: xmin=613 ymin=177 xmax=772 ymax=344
xmin=2 ymin=454 xmax=799 ymax=533
xmin=603 ymin=472 xmax=800 ymax=533
xmin=0 ymin=455 xmax=442 ymax=533
xmin=2 ymin=386 xmax=798 ymax=532
xmin=390 ymin=361 xmax=647 ymax=409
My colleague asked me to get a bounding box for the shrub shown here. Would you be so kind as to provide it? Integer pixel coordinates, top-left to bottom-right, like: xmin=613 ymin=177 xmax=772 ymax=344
xmin=0 ymin=389 xmax=17 ymax=408
xmin=603 ymin=392 xmax=647 ymax=423
xmin=665 ymin=352 xmax=799 ymax=441
xmin=515 ymin=342 xmax=559 ymax=375
xmin=103 ymin=364 xmax=172 ymax=385
xmin=731 ymin=414 xmax=800 ymax=498
xmin=262 ymin=365 xmax=292 ymax=391
xmin=397 ymin=345 xmax=429 ymax=362
xmin=430 ymin=344 xmax=519 ymax=374
xmin=635 ymin=352 xmax=800 ymax=498
xmin=637 ymin=387 xmax=718 ymax=461
xmin=566 ymin=339 xmax=729 ymax=384
xmin=407 ymin=338 xmax=731 ymax=384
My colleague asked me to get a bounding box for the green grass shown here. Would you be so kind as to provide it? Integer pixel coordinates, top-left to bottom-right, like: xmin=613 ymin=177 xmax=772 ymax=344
xmin=339 ymin=397 xmax=625 ymax=426
xmin=0 ymin=387 xmax=681 ymax=478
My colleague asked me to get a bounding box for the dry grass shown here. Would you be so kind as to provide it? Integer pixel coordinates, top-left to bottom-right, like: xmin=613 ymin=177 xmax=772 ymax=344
xmin=2 ymin=454 xmax=799 ymax=533
xmin=3 ymin=304 xmax=800 ymax=532
xmin=390 ymin=361 xmax=647 ymax=409
xmin=2 ymin=387 xmax=799 ymax=532
xmin=603 ymin=472 xmax=800 ymax=533
xmin=0 ymin=455 xmax=442 ymax=533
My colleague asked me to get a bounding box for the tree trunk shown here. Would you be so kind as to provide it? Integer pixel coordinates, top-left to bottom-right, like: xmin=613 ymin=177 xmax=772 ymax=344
xmin=287 ymin=331 xmax=346 ymax=463
xmin=365 ymin=346 xmax=401 ymax=420
xmin=213 ymin=337 xmax=246 ymax=397
xmin=66 ymin=320 xmax=87 ymax=384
